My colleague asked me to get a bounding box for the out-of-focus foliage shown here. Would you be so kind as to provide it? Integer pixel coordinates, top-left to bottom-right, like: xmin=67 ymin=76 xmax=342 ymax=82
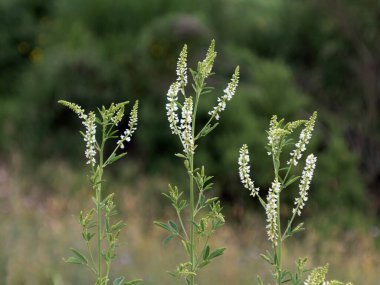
xmin=0 ymin=0 xmax=377 ymax=225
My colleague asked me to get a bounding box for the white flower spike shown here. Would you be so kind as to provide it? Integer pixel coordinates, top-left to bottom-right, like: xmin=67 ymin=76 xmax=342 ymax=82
xmin=238 ymin=144 xmax=259 ymax=197
xmin=180 ymin=97 xmax=194 ymax=155
xmin=117 ymin=100 xmax=139 ymax=149
xmin=293 ymin=154 xmax=317 ymax=216
xmin=208 ymin=66 xmax=239 ymax=120
xmin=266 ymin=179 xmax=281 ymax=245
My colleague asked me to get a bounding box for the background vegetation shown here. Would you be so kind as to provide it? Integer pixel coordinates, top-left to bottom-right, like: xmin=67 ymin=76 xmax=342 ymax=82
xmin=0 ymin=0 xmax=379 ymax=284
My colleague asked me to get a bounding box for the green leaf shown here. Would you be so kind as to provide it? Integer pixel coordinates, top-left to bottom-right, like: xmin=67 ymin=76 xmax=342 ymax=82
xmin=178 ymin=200 xmax=189 ymax=211
xmin=197 ymin=260 xmax=210 ymax=268
xmin=63 ymin=256 xmax=85 ymax=265
xmin=111 ymin=220 xmax=126 ymax=232
xmin=82 ymin=232 xmax=95 ymax=242
xmin=260 ymin=250 xmax=274 ymax=265
xmin=257 ymin=275 xmax=264 ymax=285
xmin=113 ymin=276 xmax=125 ymax=285
xmin=163 ymin=235 xmax=174 ymax=244
xmin=205 ymin=197 xmax=218 ymax=205
xmin=208 ymin=247 xmax=225 ymax=259
xmin=107 ymin=152 xmax=127 ymax=165
xmin=124 ymin=279 xmax=143 ymax=285
xmin=168 ymin=220 xmax=179 ymax=234
xmin=153 ymin=221 xmax=171 ymax=232
xmin=182 ymin=240 xmax=192 ymax=256
xmin=284 ymin=175 xmax=300 ymax=189
xmin=101 ymin=193 xmax=115 ymax=205
xmin=291 ymin=222 xmax=305 ymax=235
xmin=174 ymin=153 xmax=187 ymax=159
xmin=202 ymin=245 xmax=210 ymax=260
xmin=70 ymin=248 xmax=88 ymax=265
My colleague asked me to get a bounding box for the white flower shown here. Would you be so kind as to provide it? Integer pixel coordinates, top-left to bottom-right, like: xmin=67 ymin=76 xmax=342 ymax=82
xmin=83 ymin=112 xmax=97 ymax=166
xmin=208 ymin=66 xmax=239 ymax=120
xmin=180 ymin=97 xmax=194 ymax=155
xmin=166 ymin=82 xmax=180 ymax=135
xmin=238 ymin=144 xmax=259 ymax=197
xmin=117 ymin=100 xmax=138 ymax=149
xmin=293 ymin=154 xmax=317 ymax=216
xmin=176 ymin=44 xmax=188 ymax=90
xmin=288 ymin=112 xmax=317 ymax=166
xmin=266 ymin=180 xmax=281 ymax=245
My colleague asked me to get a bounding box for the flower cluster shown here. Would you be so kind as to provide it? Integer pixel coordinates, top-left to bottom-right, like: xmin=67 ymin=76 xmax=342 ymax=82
xmin=58 ymin=100 xmax=97 ymax=166
xmin=238 ymin=144 xmax=259 ymax=197
xmin=293 ymin=154 xmax=317 ymax=216
xmin=58 ymin=100 xmax=87 ymax=120
xmin=180 ymin=97 xmax=194 ymax=155
xmin=304 ymin=265 xmax=329 ymax=285
xmin=109 ymin=102 xmax=127 ymax=126
xmin=117 ymin=100 xmax=139 ymax=149
xmin=208 ymin=66 xmax=239 ymax=120
xmin=165 ymin=44 xmax=196 ymax=155
xmin=288 ymin=112 xmax=317 ymax=166
xmin=166 ymin=82 xmax=180 ymax=135
xmin=83 ymin=112 xmax=97 ymax=166
xmin=176 ymin=44 xmax=188 ymax=91
xmin=199 ymin=39 xmax=217 ymax=79
xmin=267 ymin=115 xmax=288 ymax=156
xmin=266 ymin=180 xmax=281 ymax=245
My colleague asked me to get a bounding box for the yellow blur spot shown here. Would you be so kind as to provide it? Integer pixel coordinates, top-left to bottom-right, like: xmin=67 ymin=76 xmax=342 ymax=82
xmin=17 ymin=42 xmax=30 ymax=54
xmin=29 ymin=48 xmax=43 ymax=63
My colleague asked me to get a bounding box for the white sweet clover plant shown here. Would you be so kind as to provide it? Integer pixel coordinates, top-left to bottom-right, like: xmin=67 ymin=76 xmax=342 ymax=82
xmin=59 ymin=100 xmax=142 ymax=285
xmin=238 ymin=113 xmax=353 ymax=285
xmin=155 ymin=40 xmax=239 ymax=285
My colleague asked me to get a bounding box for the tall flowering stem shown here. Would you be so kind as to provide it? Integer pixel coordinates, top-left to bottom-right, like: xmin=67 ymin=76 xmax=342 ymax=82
xmin=155 ymin=40 xmax=239 ymax=285
xmin=59 ymin=100 xmax=141 ymax=285
xmin=237 ymin=112 xmax=341 ymax=285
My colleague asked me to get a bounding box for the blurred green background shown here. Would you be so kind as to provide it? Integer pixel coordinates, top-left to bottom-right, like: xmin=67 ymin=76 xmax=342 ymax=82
xmin=0 ymin=0 xmax=379 ymax=284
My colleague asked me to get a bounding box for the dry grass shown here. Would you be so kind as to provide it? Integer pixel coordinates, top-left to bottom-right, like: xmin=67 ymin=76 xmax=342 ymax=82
xmin=0 ymin=159 xmax=379 ymax=284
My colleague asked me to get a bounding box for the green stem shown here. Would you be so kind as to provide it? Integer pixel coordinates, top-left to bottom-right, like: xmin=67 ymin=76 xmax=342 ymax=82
xmin=96 ymin=119 xmax=107 ymax=280
xmin=276 ymin=195 xmax=282 ymax=285
xmin=188 ymin=79 xmax=203 ymax=285
xmin=96 ymin=179 xmax=102 ymax=279
xmin=273 ymin=152 xmax=282 ymax=285
xmin=189 ymin=155 xmax=195 ymax=285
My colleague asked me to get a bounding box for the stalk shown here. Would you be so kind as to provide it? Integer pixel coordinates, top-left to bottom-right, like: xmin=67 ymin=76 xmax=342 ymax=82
xmin=189 ymin=155 xmax=195 ymax=285
xmin=189 ymin=83 xmax=201 ymax=285
xmin=96 ymin=118 xmax=107 ymax=280
xmin=96 ymin=182 xmax=102 ymax=279
xmin=276 ymin=194 xmax=282 ymax=285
